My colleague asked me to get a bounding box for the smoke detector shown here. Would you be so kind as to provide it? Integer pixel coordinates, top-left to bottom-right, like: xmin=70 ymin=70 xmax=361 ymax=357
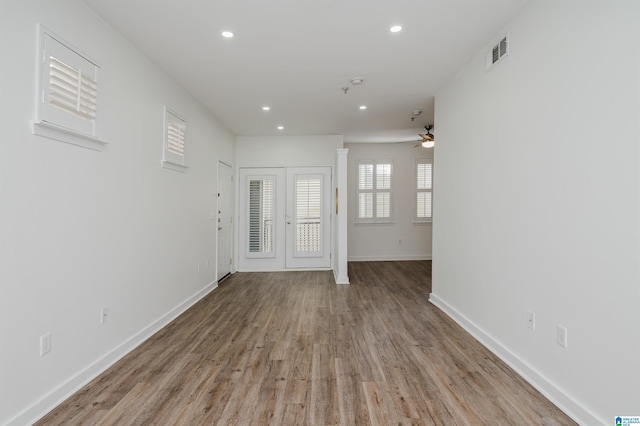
xmin=350 ymin=77 xmax=364 ymax=86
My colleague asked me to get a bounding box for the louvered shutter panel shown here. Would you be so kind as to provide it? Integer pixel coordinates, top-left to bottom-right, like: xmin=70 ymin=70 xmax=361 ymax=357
xmin=41 ymin=33 xmax=99 ymax=137
xmin=295 ymin=178 xmax=322 ymax=253
xmin=48 ymin=56 xmax=97 ymax=121
xmin=375 ymin=163 xmax=391 ymax=218
xmin=166 ymin=121 xmax=185 ymax=156
xmin=248 ymin=179 xmax=274 ymax=253
xmin=376 ymin=192 xmax=390 ymax=218
xmin=376 ymin=164 xmax=391 ymax=190
xmin=248 ymin=180 xmax=262 ymax=253
xmin=358 ymin=164 xmax=373 ymax=190
xmin=358 ymin=163 xmax=374 ymax=220
xmin=416 ymin=162 xmax=433 ymax=220
xmin=163 ymin=108 xmax=186 ymax=167
xmin=359 ymin=193 xmax=373 ymax=219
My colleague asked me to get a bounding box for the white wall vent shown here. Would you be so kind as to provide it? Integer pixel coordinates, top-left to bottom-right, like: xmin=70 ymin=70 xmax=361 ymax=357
xmin=486 ymin=34 xmax=509 ymax=70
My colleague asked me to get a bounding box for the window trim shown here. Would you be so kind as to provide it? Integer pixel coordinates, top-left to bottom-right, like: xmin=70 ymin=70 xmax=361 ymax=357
xmin=161 ymin=107 xmax=188 ymax=172
xmin=414 ymin=158 xmax=433 ymax=223
xmin=355 ymin=159 xmax=394 ymax=224
xmin=33 ymin=24 xmax=106 ymax=151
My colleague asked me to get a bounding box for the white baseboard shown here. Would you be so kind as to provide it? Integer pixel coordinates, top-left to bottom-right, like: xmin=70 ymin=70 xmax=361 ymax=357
xmin=428 ymin=293 xmax=603 ymax=426
xmin=7 ymin=281 xmax=219 ymax=426
xmin=333 ymin=268 xmax=350 ymax=284
xmin=348 ymin=255 xmax=432 ymax=262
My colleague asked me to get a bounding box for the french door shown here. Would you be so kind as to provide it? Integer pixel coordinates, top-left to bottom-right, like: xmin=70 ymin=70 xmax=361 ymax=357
xmin=238 ymin=167 xmax=331 ymax=271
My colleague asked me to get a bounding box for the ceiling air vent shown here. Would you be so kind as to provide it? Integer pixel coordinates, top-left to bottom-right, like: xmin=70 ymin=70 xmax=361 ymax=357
xmin=486 ymin=34 xmax=509 ymax=70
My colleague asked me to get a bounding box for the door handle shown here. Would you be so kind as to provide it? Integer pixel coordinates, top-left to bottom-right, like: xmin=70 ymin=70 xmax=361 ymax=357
xmin=218 ymin=226 xmax=222 ymax=230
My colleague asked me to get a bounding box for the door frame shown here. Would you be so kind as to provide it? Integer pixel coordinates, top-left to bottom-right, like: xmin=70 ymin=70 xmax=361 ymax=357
xmin=236 ymin=166 xmax=332 ymax=272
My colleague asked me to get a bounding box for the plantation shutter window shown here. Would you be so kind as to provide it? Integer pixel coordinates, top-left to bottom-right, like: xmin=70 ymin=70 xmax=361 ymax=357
xmin=48 ymin=56 xmax=97 ymax=122
xmin=415 ymin=160 xmax=433 ymax=222
xmin=166 ymin=121 xmax=185 ymax=156
xmin=356 ymin=160 xmax=393 ymax=223
xmin=33 ymin=26 xmax=106 ymax=150
xmin=162 ymin=108 xmax=188 ymax=172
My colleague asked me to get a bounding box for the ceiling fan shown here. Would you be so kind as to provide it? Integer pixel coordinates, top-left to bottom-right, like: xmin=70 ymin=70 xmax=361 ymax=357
xmin=414 ymin=125 xmax=435 ymax=148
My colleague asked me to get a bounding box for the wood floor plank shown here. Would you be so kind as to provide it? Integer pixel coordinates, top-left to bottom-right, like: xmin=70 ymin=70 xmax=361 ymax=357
xmin=362 ymin=381 xmax=391 ymax=426
xmin=36 ymin=261 xmax=576 ymax=426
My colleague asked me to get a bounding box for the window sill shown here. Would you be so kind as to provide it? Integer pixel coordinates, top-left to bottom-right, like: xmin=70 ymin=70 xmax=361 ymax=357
xmin=32 ymin=121 xmax=106 ymax=151
xmin=354 ymin=221 xmax=395 ymax=226
xmin=413 ymin=220 xmax=433 ymax=225
xmin=162 ymin=160 xmax=189 ymax=173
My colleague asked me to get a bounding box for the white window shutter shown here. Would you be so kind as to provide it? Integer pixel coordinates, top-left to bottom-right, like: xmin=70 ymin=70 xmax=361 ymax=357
xmin=415 ymin=161 xmax=433 ymax=221
xmin=48 ymin=56 xmax=97 ymax=121
xmin=36 ymin=29 xmax=101 ymax=143
xmin=356 ymin=160 xmax=393 ymax=223
xmin=162 ymin=108 xmax=188 ymax=172
xmin=295 ymin=177 xmax=322 ymax=253
xmin=249 ymin=179 xmax=274 ymax=254
xmin=166 ymin=121 xmax=185 ymax=156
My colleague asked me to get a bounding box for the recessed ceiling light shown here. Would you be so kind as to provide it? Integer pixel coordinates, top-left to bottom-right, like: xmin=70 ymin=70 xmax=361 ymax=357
xmin=359 ymin=105 xmax=367 ymax=110
xmin=277 ymin=126 xmax=284 ymax=130
xmin=390 ymin=25 xmax=402 ymax=33
xmin=262 ymin=106 xmax=270 ymax=111
xmin=221 ymin=31 xmax=234 ymax=38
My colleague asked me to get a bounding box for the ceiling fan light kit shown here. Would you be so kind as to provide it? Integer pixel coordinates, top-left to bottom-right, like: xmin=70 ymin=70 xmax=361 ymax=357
xmin=415 ymin=125 xmax=435 ymax=148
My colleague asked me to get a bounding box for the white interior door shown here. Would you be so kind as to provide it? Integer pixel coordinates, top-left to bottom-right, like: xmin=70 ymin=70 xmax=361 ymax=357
xmin=285 ymin=167 xmax=331 ymax=269
xmin=238 ymin=166 xmax=331 ymax=271
xmin=217 ymin=161 xmax=233 ymax=281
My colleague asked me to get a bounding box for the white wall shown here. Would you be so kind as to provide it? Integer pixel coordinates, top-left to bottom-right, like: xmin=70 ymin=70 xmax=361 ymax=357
xmin=236 ymin=135 xmax=343 ymax=167
xmin=346 ymin=142 xmax=433 ymax=261
xmin=431 ymin=1 xmax=640 ymax=424
xmin=0 ymin=1 xmax=235 ymax=424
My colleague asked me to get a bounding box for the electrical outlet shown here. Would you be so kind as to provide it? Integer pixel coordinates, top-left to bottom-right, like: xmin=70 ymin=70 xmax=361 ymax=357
xmin=101 ymin=307 xmax=109 ymax=324
xmin=527 ymin=311 xmax=536 ymax=330
xmin=40 ymin=333 xmax=51 ymax=356
xmin=557 ymin=325 xmax=568 ymax=348
xmin=206 ymin=260 xmax=210 ymax=269
xmin=197 ymin=263 xmax=201 ymax=273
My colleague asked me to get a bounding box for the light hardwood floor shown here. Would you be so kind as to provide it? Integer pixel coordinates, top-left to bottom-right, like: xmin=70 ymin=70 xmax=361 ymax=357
xmin=36 ymin=261 xmax=576 ymax=425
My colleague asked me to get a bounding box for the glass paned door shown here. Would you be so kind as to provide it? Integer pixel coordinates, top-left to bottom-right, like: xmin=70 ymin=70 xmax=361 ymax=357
xmin=239 ymin=167 xmax=331 ymax=271
xmin=286 ymin=167 xmax=331 ymax=269
xmin=238 ymin=168 xmax=286 ymax=271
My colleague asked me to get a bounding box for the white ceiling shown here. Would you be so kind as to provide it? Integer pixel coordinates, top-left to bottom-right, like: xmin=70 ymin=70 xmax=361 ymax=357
xmin=83 ymin=0 xmax=530 ymax=143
